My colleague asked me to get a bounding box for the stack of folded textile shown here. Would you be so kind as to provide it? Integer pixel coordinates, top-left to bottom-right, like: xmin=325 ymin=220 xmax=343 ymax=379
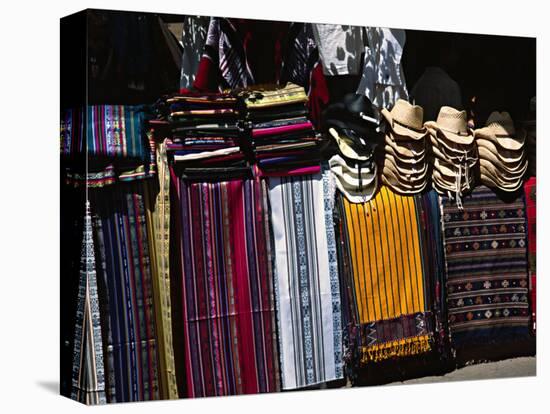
xmin=60 ymin=105 xmax=157 ymax=187
xmin=425 ymin=106 xmax=478 ymax=206
xmin=380 ymin=99 xmax=429 ymax=194
xmin=474 ymin=111 xmax=527 ymax=193
xmin=323 ymin=93 xmax=381 ymax=203
xmin=244 ymin=83 xmax=322 ymax=175
xmin=159 ymin=92 xmax=248 ymax=178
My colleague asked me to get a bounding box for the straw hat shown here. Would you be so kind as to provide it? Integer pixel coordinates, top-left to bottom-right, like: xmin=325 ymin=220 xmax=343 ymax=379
xmin=432 ymin=169 xmax=474 ymax=192
xmin=474 ymin=111 xmax=526 ymax=151
xmin=382 ymin=166 xmax=428 ymax=194
xmin=381 ymin=99 xmax=427 ymax=140
xmin=479 ymin=158 xmax=527 ymax=181
xmin=478 ymin=146 xmax=526 ymax=174
xmin=384 ymin=144 xmax=425 ymax=165
xmin=425 ymin=106 xmax=474 ymax=146
xmin=431 ymin=142 xmax=477 ymax=168
xmin=476 ymin=138 xmax=524 ymax=164
xmin=385 ymin=132 xmax=426 ymax=157
xmin=383 ymin=153 xmax=428 ymax=181
xmin=429 ymin=134 xmax=477 ymax=161
xmin=433 ymin=158 xmax=467 ymax=179
xmin=479 ymin=165 xmax=523 ymax=192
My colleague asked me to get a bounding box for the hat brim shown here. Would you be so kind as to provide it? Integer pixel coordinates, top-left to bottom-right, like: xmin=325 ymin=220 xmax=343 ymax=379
xmin=382 ymin=162 xmax=428 ymax=186
xmin=386 ymin=132 xmax=426 ymax=157
xmin=478 ymin=146 xmax=527 ymax=174
xmin=476 ymin=138 xmax=524 ymax=163
xmin=426 ymin=122 xmax=475 ymax=146
xmin=335 ymin=136 xmax=372 ymax=161
xmin=333 ymin=172 xmax=378 ymax=203
xmin=432 ymin=170 xmax=474 ymax=191
xmin=383 ymin=154 xmax=428 ymax=180
xmin=474 ymin=128 xmax=526 ymax=151
xmin=479 ymin=159 xmax=527 ymax=180
xmin=381 ymin=167 xmax=428 ymax=194
xmin=330 ymin=164 xmax=377 ymax=188
xmin=384 ymin=144 xmax=425 ymax=164
xmin=382 ymin=108 xmax=427 ymax=140
xmin=480 ymin=167 xmax=523 ymax=192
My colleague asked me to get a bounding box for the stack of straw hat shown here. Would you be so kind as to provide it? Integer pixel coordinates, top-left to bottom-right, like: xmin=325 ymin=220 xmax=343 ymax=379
xmin=474 ymin=111 xmax=527 ymax=192
xmin=425 ymin=106 xmax=478 ymax=207
xmin=380 ymin=99 xmax=429 ymax=194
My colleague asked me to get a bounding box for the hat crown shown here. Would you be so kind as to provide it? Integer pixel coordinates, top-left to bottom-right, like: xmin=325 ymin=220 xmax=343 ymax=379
xmin=436 ymin=106 xmax=468 ymax=133
xmin=485 ymin=111 xmax=516 ymax=135
xmin=391 ymin=99 xmax=424 ymax=130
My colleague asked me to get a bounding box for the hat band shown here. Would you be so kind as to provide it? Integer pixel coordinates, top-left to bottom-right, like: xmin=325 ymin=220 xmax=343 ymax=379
xmin=393 ymin=118 xmax=424 ymax=133
xmin=438 ymin=125 xmax=470 ymax=136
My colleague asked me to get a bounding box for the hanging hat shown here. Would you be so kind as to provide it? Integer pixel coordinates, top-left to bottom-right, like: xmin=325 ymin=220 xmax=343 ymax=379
xmin=382 ymin=166 xmax=428 ymax=194
xmin=479 ymin=164 xmax=523 ymax=192
xmin=381 ymin=99 xmax=427 ymax=140
xmin=478 ymin=146 xmax=527 ymax=174
xmin=384 ymin=144 xmax=426 ymax=165
xmin=385 ymin=132 xmax=426 ymax=157
xmin=425 ymin=106 xmax=474 ymax=146
xmin=479 ymin=158 xmax=527 ymax=181
xmin=430 ymin=141 xmax=478 ymax=170
xmin=324 ymin=93 xmax=381 ymax=140
xmin=383 ymin=153 xmax=428 ymax=181
xmin=476 ymin=138 xmax=524 ymax=164
xmin=429 ymin=134 xmax=477 ymax=162
xmin=328 ymin=127 xmax=375 ymax=161
xmin=474 ymin=111 xmax=526 ymax=151
xmin=432 ymin=169 xmax=474 ymax=193
xmin=329 ymin=155 xmax=378 ymax=203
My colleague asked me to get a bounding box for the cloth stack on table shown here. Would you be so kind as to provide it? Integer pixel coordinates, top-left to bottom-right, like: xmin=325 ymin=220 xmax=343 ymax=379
xmin=244 ymin=83 xmax=323 ymax=176
xmin=158 ymin=92 xmax=248 ymax=179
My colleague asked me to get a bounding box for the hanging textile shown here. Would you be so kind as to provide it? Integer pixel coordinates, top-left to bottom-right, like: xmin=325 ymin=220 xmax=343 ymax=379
xmin=523 ymin=177 xmax=536 ymax=333
xmin=180 ymin=16 xmax=210 ymax=90
xmin=267 ymin=170 xmax=343 ymax=390
xmin=336 ymin=186 xmax=433 ymax=366
xmin=356 ymin=28 xmax=408 ymax=119
xmin=441 ymin=185 xmax=530 ymax=348
xmin=70 ymin=201 xmax=107 ymax=405
xmin=90 ymin=183 xmax=161 ymax=403
xmin=143 ymin=140 xmax=179 ymax=399
xmin=417 ymin=190 xmax=450 ymax=355
xmin=173 ymin=176 xmax=280 ymax=398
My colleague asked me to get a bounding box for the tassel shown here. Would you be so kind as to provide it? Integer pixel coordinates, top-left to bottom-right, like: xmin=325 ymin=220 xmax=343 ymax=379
xmin=359 ymin=335 xmax=432 ymax=364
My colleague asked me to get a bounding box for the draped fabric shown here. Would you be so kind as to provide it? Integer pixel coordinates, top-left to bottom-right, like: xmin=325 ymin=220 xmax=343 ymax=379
xmin=267 ymin=170 xmax=343 ymax=390
xmin=70 ymin=201 xmax=107 ymax=405
xmin=173 ymin=176 xmax=279 ymax=398
xmin=336 ymin=186 xmax=433 ymax=365
xmin=143 ymin=141 xmax=179 ymax=399
xmin=524 ymin=177 xmax=536 ymax=332
xmin=441 ymin=186 xmax=530 ymax=347
xmin=180 ymin=16 xmax=210 ymax=90
xmin=90 ymin=183 xmax=160 ymax=403
xmin=417 ymin=190 xmax=450 ymax=354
